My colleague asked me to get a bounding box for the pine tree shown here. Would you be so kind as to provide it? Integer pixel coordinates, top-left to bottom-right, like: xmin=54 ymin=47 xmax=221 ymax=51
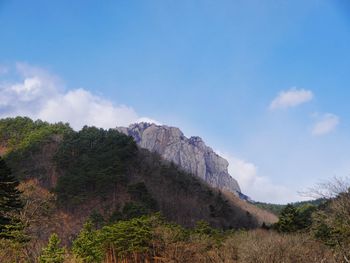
xmin=72 ymin=220 xmax=103 ymax=263
xmin=38 ymin=233 xmax=65 ymax=263
xmin=275 ymin=204 xmax=299 ymax=233
xmin=0 ymin=157 xmax=24 ymax=239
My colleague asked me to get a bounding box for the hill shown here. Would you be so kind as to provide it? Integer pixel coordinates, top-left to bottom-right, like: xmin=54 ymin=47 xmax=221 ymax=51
xmin=254 ymin=199 xmax=327 ymax=216
xmin=0 ymin=117 xmax=276 ymax=243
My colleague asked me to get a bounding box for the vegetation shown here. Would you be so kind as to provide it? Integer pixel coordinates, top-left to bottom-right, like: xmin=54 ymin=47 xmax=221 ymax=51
xmin=254 ymin=198 xmax=326 ymax=216
xmin=309 ymin=178 xmax=350 ymax=261
xmin=0 ymin=117 xmax=72 ymax=183
xmin=273 ymin=203 xmax=316 ymax=233
xmin=70 ymin=214 xmax=337 ymax=263
xmin=72 ymin=221 xmax=104 ymax=263
xmin=38 ymin=234 xmax=65 ymax=263
xmin=1 ymin=117 xmax=350 ymax=262
xmin=0 ymin=117 xmax=71 ymax=151
xmin=1 ymin=117 xmax=256 ymax=229
xmin=0 ymin=157 xmax=26 ymax=241
xmin=0 ymin=173 xmax=345 ymax=263
xmin=54 ymin=126 xmax=137 ymax=205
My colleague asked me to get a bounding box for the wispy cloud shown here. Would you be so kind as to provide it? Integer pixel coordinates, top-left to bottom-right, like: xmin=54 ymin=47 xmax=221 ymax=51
xmin=218 ymin=151 xmax=302 ymax=203
xmin=269 ymin=88 xmax=313 ymax=110
xmin=312 ymin=113 xmax=339 ymax=136
xmin=0 ymin=63 xmax=159 ymax=130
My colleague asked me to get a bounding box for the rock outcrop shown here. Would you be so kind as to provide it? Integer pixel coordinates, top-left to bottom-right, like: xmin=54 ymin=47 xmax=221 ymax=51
xmin=117 ymin=123 xmax=241 ymax=194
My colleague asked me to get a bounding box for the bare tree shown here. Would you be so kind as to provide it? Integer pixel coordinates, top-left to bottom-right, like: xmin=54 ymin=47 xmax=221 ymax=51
xmin=305 ymin=177 xmax=350 ymax=263
xmin=305 ymin=176 xmax=350 ymax=199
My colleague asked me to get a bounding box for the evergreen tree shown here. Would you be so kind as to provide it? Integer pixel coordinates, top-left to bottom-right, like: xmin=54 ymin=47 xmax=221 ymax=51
xmin=100 ymin=216 xmax=153 ymax=260
xmin=38 ymin=233 xmax=65 ymax=263
xmin=275 ymin=203 xmax=317 ymax=233
xmin=72 ymin=220 xmax=103 ymax=263
xmin=0 ymin=157 xmax=24 ymax=239
xmin=275 ymin=204 xmax=299 ymax=233
xmin=296 ymin=204 xmax=317 ymax=229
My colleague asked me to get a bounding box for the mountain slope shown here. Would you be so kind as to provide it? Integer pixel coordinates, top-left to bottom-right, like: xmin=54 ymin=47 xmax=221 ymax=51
xmin=117 ymin=123 xmax=241 ymax=195
xmin=0 ymin=117 xmax=276 ymax=242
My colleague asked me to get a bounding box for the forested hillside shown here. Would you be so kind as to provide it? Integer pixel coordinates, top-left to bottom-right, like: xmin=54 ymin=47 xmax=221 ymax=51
xmin=2 ymin=117 xmax=349 ymax=262
xmin=254 ymin=199 xmax=327 ymax=216
xmin=1 ymin=117 xmax=270 ymax=231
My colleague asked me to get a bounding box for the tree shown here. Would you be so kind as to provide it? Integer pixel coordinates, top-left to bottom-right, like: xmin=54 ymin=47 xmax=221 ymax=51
xmin=38 ymin=233 xmax=65 ymax=263
xmin=0 ymin=157 xmax=24 ymax=240
xmin=296 ymin=204 xmax=317 ymax=230
xmin=100 ymin=216 xmax=153 ymax=262
xmin=274 ymin=204 xmax=299 ymax=233
xmin=72 ymin=221 xmax=103 ymax=263
xmin=308 ymin=177 xmax=350 ymax=262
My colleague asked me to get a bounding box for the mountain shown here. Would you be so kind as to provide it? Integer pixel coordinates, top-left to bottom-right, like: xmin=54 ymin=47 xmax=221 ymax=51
xmin=0 ymin=117 xmax=277 ymax=243
xmin=117 ymin=123 xmax=241 ymax=195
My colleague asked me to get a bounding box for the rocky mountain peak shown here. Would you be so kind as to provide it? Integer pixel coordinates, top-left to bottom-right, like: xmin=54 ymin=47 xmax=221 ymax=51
xmin=188 ymin=136 xmax=206 ymax=149
xmin=116 ymin=122 xmax=241 ymax=194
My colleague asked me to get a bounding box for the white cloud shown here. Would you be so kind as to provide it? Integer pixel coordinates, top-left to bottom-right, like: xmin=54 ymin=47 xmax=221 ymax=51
xmin=269 ymin=88 xmax=313 ymax=110
xmin=312 ymin=113 xmax=339 ymax=136
xmin=218 ymin=151 xmax=303 ymax=203
xmin=0 ymin=63 xmax=158 ymax=130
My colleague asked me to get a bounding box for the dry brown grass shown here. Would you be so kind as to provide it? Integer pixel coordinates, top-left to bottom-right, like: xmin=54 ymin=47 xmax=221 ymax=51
xmin=231 ymin=230 xmax=336 ymax=263
xmin=222 ymin=191 xmax=278 ymax=226
xmin=1 ymin=228 xmax=338 ymax=263
xmin=152 ymin=228 xmax=336 ymax=263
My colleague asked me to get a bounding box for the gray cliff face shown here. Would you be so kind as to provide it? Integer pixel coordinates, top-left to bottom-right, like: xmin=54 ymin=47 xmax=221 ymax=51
xmin=116 ymin=123 xmax=241 ymax=194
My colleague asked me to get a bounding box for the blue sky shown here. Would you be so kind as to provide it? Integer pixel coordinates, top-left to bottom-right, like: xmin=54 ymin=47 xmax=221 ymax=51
xmin=1 ymin=0 xmax=350 ymax=203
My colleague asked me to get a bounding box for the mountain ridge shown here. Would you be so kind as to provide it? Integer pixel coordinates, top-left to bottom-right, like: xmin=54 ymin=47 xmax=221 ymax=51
xmin=0 ymin=117 xmax=277 ymax=243
xmin=117 ymin=122 xmax=242 ymax=195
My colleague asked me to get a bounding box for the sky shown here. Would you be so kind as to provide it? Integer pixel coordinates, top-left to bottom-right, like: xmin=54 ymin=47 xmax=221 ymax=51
xmin=1 ymin=0 xmax=350 ymax=203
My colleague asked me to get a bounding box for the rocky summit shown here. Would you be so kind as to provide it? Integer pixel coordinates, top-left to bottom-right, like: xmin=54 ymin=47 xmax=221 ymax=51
xmin=117 ymin=123 xmax=241 ymax=195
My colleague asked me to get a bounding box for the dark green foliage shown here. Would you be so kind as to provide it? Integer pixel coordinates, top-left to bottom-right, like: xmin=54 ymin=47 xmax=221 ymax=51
xmin=108 ymin=210 xmax=123 ymax=223
xmin=312 ymin=211 xmax=334 ymax=246
xmin=194 ymin=220 xmax=219 ymax=236
xmin=89 ymin=210 xmax=105 ymax=228
xmin=127 ymin=182 xmax=158 ymax=210
xmin=0 ymin=117 xmax=71 ymax=153
xmin=38 ymin=233 xmax=65 ymax=263
xmin=274 ymin=204 xmax=299 ymax=233
xmin=274 ymin=204 xmax=317 ymax=233
xmin=311 ymin=192 xmax=350 ymax=254
xmin=100 ymin=216 xmax=153 ymax=258
xmin=72 ymin=221 xmax=103 ymax=263
xmin=73 ymin=215 xmax=157 ymax=262
xmin=0 ymin=117 xmax=73 ymax=182
xmin=0 ymin=220 xmax=28 ymax=243
xmin=210 ymin=192 xmax=232 ymax=218
xmin=71 ymin=214 xmax=246 ymax=262
xmin=296 ymin=204 xmax=317 ymax=229
xmin=1 ymin=117 xmax=259 ymax=231
xmin=55 ymin=127 xmax=137 ymax=205
xmin=159 ymin=162 xmax=199 ymax=193
xmin=52 ymin=124 xmax=251 ymax=229
xmin=255 ymin=199 xmax=325 ymax=216
xmin=122 ymin=202 xmax=149 ymax=220
xmin=136 ymin=150 xmax=257 ymax=229
xmin=0 ymin=157 xmax=24 ymax=240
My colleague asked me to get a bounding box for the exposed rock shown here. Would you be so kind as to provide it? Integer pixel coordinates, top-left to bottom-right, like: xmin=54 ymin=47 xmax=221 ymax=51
xmin=116 ymin=123 xmax=241 ymax=194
